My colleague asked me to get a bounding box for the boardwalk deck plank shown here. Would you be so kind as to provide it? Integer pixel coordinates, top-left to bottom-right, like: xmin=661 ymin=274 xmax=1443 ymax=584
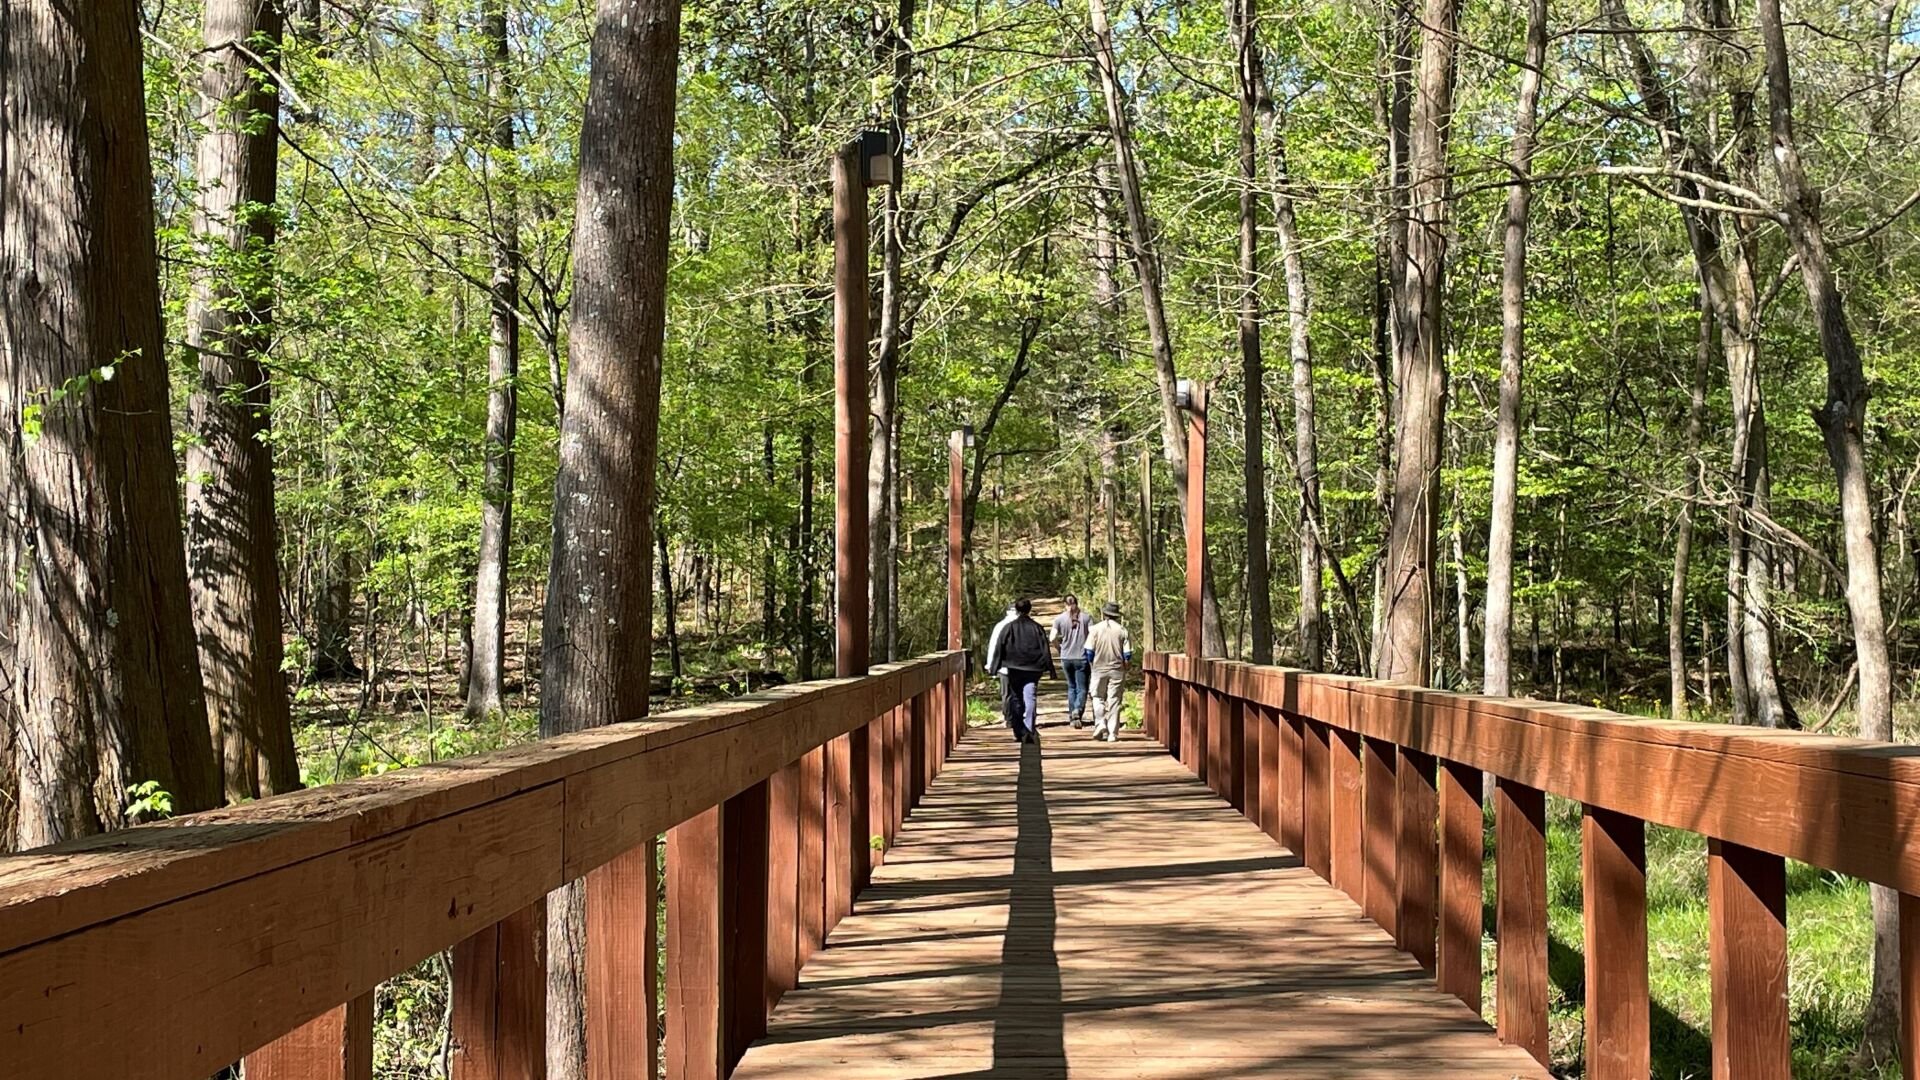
xmin=736 ymin=695 xmax=1552 ymax=1080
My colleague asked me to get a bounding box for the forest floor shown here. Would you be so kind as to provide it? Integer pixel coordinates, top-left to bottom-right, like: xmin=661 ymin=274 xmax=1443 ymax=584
xmin=286 ymin=616 xmax=1902 ymax=1078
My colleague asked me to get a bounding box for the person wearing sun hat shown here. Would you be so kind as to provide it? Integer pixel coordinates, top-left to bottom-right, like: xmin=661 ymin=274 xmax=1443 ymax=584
xmin=1084 ymin=601 xmax=1133 ymax=742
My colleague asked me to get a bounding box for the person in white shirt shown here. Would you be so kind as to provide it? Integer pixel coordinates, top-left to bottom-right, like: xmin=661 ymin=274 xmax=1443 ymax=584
xmin=1084 ymin=601 xmax=1133 ymax=742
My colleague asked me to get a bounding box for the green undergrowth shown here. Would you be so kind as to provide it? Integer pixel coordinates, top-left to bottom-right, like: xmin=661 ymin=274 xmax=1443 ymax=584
xmin=1484 ymin=795 xmax=1894 ymax=1079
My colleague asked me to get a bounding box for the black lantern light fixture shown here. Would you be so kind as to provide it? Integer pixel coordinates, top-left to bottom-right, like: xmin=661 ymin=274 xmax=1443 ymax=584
xmin=859 ymin=129 xmax=902 ymax=189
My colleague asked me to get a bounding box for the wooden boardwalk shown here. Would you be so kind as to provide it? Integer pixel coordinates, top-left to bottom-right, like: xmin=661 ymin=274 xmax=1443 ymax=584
xmin=735 ymin=694 xmax=1551 ymax=1079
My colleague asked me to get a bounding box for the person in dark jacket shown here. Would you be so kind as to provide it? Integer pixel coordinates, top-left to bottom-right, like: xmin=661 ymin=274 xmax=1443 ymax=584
xmin=993 ymin=598 xmax=1054 ymax=743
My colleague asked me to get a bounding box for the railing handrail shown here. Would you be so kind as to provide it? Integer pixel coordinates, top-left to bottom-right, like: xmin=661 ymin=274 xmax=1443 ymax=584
xmin=0 ymin=649 xmax=966 ymax=1079
xmin=1150 ymin=651 xmax=1920 ymax=894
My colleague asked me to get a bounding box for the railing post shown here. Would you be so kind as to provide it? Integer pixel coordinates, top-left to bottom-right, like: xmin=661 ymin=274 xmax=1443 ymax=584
xmin=1395 ymin=747 xmax=1437 ymax=972
xmin=867 ymin=713 xmax=889 ymax=873
xmin=849 ymin=722 xmax=872 ymax=897
xmin=1495 ymin=777 xmax=1549 ymax=1065
xmin=892 ymin=701 xmax=908 ymax=830
xmin=1329 ymin=729 xmax=1363 ymax=905
xmin=797 ymin=746 xmax=826 ymax=966
xmin=1437 ymin=758 xmax=1484 ymax=1012
xmin=1583 ymin=806 xmax=1649 ymax=1079
xmin=1256 ymin=704 xmax=1279 ymax=841
xmin=244 ymin=993 xmax=374 ymax=1080
xmin=1361 ymin=735 xmax=1398 ymax=937
xmin=450 ymin=900 xmax=546 ymax=1080
xmin=1222 ymin=692 xmax=1245 ymax=810
xmin=1708 ymin=838 xmax=1789 ymax=1078
xmin=1900 ymin=892 xmax=1920 ymax=1072
xmin=667 ymin=807 xmax=726 ymax=1080
xmin=910 ymin=690 xmax=928 ymax=809
xmin=1302 ymin=720 xmax=1331 ymax=880
xmin=766 ymin=765 xmax=800 ymax=1009
xmin=726 ymin=784 xmax=771 ymax=1067
xmin=587 ymin=841 xmax=656 ymax=1080
xmin=1279 ymin=712 xmax=1304 ymax=854
xmin=1182 ymin=681 xmax=1204 ymax=777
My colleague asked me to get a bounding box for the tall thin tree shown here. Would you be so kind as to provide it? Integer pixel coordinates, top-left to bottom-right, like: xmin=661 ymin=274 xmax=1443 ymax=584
xmin=183 ymin=0 xmax=302 ymax=797
xmin=1233 ymin=0 xmax=1272 ymax=664
xmin=1481 ymin=0 xmax=1546 ymax=697
xmin=465 ymin=0 xmax=522 ymax=719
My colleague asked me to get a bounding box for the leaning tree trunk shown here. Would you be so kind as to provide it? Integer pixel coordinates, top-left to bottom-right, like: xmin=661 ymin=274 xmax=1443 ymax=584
xmin=1377 ymin=0 xmax=1459 ymax=687
xmin=1481 ymin=0 xmax=1545 ymax=698
xmin=1089 ymin=0 xmax=1226 ymax=656
xmin=465 ymin=0 xmax=520 ymax=720
xmin=182 ymin=0 xmax=301 ymax=799
xmin=1232 ymin=0 xmax=1272 ymax=664
xmin=1 ymin=0 xmax=224 ymax=846
xmin=537 ymin=0 xmax=680 ymax=1074
xmin=1757 ymin=0 xmax=1899 ymax=1056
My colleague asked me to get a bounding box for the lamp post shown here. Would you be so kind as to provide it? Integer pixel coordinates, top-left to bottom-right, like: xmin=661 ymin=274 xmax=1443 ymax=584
xmin=1178 ymin=378 xmax=1207 ymax=661
xmin=830 ymin=131 xmax=898 ymax=921
xmin=948 ymin=427 xmax=972 ymax=652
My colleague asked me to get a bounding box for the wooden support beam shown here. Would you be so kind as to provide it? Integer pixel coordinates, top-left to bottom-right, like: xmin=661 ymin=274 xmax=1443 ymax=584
xmin=1395 ymin=748 xmax=1437 ymax=971
xmin=849 ymin=722 xmax=872 ymax=896
xmin=948 ymin=430 xmax=966 ymax=652
xmin=451 ymin=899 xmax=545 ymax=1080
xmin=1182 ymin=682 xmax=1204 ymax=777
xmin=1222 ymin=692 xmax=1245 ymax=809
xmin=1495 ymin=777 xmax=1549 ymax=1065
xmin=1257 ymin=705 xmax=1279 ymax=841
xmin=797 ymin=746 xmax=826 ymax=966
xmin=725 ymin=783 xmax=770 ymax=1067
xmin=1900 ymin=892 xmax=1920 ymax=1074
xmin=1361 ymin=736 xmax=1398 ymax=937
xmin=1582 ymin=806 xmax=1648 ymax=1080
xmin=1330 ymin=729 xmax=1363 ymax=905
xmin=244 ymin=993 xmax=373 ymax=1080
xmin=1302 ymin=720 xmax=1331 ymax=880
xmin=667 ymin=807 xmax=726 ymax=1080
xmin=826 ymin=732 xmax=854 ymax=930
xmin=1708 ymin=837 xmax=1789 ymax=1078
xmin=832 ymin=140 xmax=869 ymax=680
xmin=1280 ymin=713 xmax=1304 ymax=854
xmin=765 ymin=765 xmax=799 ymax=1010
xmin=1437 ymin=758 xmax=1483 ymax=1012
xmin=587 ymin=841 xmax=656 ymax=1080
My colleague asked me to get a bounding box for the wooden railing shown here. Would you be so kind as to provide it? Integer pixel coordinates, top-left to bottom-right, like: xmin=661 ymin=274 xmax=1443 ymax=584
xmin=1144 ymin=651 xmax=1920 ymax=1080
xmin=0 ymin=650 xmax=967 ymax=1080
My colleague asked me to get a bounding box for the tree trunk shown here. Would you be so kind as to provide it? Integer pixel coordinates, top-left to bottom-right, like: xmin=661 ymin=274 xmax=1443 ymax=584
xmin=1140 ymin=446 xmax=1158 ymax=652
xmin=762 ymin=422 xmax=779 ymax=669
xmin=181 ymin=0 xmax=301 ymax=799
xmin=536 ymin=0 xmax=680 ymax=1074
xmin=1481 ymin=0 xmax=1545 ymax=698
xmin=465 ymin=0 xmax=520 ymax=720
xmin=1670 ymin=295 xmax=1711 ymax=721
xmin=1233 ymin=0 xmax=1273 ymax=664
xmin=1089 ymin=0 xmax=1226 ymax=656
xmin=1 ymin=0 xmax=224 ymax=846
xmin=1377 ymin=0 xmax=1458 ymax=687
xmin=1756 ymin=0 xmax=1899 ymax=1057
xmin=657 ymin=524 xmax=683 ymax=682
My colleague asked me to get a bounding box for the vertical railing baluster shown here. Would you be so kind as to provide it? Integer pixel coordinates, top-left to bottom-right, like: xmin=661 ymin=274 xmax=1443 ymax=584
xmin=1257 ymin=704 xmax=1279 ymax=841
xmin=1395 ymin=748 xmax=1437 ymax=971
xmin=667 ymin=807 xmax=726 ymax=1080
xmin=1224 ymin=692 xmax=1246 ymax=811
xmin=766 ymin=765 xmax=800 ymax=1011
xmin=725 ymin=782 xmax=771 ymax=1067
xmin=451 ymin=899 xmax=546 ymax=1080
xmin=1361 ymin=735 xmax=1399 ymax=937
xmin=244 ymin=992 xmax=374 ymax=1080
xmin=1280 ymin=713 xmax=1305 ymax=855
xmin=1330 ymin=729 xmax=1364 ymax=905
xmin=1899 ymin=892 xmax=1920 ymax=1073
xmin=863 ymin=714 xmax=886 ymax=881
xmin=1582 ymin=806 xmax=1648 ymax=1079
xmin=1707 ymin=838 xmax=1789 ymax=1078
xmin=1437 ymin=758 xmax=1483 ymax=1012
xmin=825 ymin=732 xmax=855 ymax=931
xmin=797 ymin=747 xmax=827 ymax=967
xmin=1302 ymin=720 xmax=1332 ymax=881
xmin=1182 ymin=681 xmax=1204 ymax=776
xmin=1495 ymin=777 xmax=1549 ymax=1065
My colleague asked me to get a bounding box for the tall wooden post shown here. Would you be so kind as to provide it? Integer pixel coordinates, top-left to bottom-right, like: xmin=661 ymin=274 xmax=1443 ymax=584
xmin=1182 ymin=381 xmax=1208 ymax=659
xmin=830 ymin=139 xmax=871 ymax=929
xmin=948 ymin=428 xmax=967 ymax=651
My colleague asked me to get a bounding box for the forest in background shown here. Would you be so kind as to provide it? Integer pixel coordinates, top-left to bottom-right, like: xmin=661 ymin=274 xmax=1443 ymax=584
xmin=8 ymin=0 xmax=1920 ymax=1072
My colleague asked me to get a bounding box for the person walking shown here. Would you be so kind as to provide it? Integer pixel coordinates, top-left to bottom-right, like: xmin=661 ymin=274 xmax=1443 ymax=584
xmin=990 ymin=598 xmax=1053 ymax=743
xmin=983 ymin=600 xmax=1021 ymax=731
xmin=1086 ymin=601 xmax=1133 ymax=742
xmin=1051 ymin=594 xmax=1092 ymax=728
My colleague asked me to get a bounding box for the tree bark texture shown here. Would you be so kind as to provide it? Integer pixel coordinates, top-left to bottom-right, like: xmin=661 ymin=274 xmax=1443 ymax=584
xmin=536 ymin=0 xmax=680 ymax=1073
xmin=1670 ymin=296 xmax=1711 ymax=722
xmin=1233 ymin=0 xmax=1272 ymax=664
xmin=465 ymin=0 xmax=520 ymax=720
xmin=1 ymin=0 xmax=224 ymax=847
xmin=182 ymin=0 xmax=301 ymax=799
xmin=869 ymin=0 xmax=913 ymax=666
xmin=1089 ymin=0 xmax=1225 ymax=656
xmin=1756 ymin=0 xmax=1899 ymax=1056
xmin=1377 ymin=0 xmax=1458 ymax=687
xmin=1481 ymin=0 xmax=1545 ymax=698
